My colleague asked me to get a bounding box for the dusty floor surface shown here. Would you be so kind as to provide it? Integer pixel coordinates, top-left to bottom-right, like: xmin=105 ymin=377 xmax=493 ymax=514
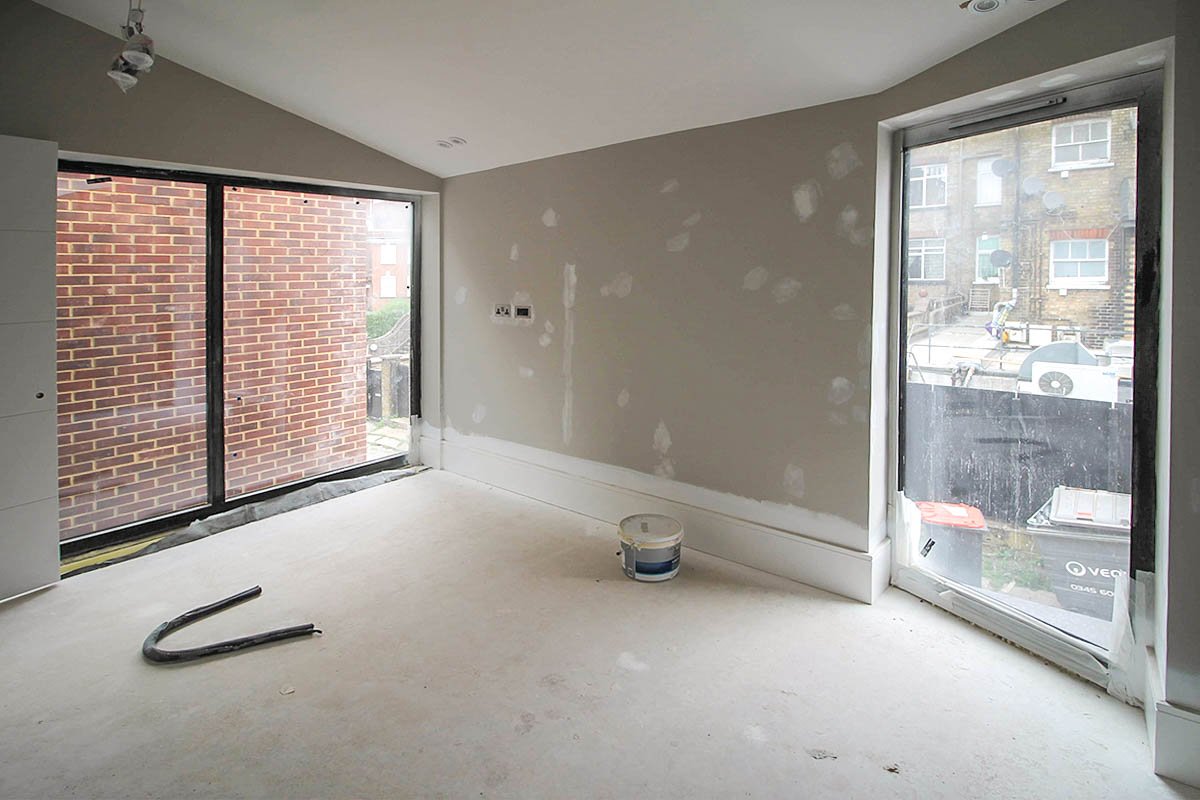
xmin=0 ymin=471 xmax=1195 ymax=799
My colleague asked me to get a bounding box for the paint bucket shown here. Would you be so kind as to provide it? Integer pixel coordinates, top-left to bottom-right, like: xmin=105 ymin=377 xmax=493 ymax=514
xmin=618 ymin=514 xmax=683 ymax=582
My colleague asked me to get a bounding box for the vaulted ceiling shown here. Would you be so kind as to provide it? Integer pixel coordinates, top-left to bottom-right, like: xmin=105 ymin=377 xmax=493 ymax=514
xmin=36 ymin=0 xmax=1067 ymax=177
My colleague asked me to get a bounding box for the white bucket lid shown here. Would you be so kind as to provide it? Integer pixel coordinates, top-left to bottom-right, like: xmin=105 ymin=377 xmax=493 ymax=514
xmin=618 ymin=513 xmax=683 ymax=546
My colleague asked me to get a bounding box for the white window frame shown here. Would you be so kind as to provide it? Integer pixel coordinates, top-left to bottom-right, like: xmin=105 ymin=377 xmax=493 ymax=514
xmin=1049 ymin=238 xmax=1109 ymax=288
xmin=975 ymin=234 xmax=1001 ymax=284
xmin=909 ymin=163 xmax=948 ymax=209
xmin=1051 ymin=119 xmax=1112 ymax=170
xmin=908 ymin=238 xmax=946 ymax=282
xmin=976 ymin=158 xmax=1003 ymax=206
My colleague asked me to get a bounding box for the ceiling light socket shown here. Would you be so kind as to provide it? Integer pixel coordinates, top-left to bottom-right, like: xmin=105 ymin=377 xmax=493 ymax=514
xmin=967 ymin=0 xmax=1007 ymax=13
xmin=436 ymin=140 xmax=453 ymax=148
xmin=447 ymin=137 xmax=467 ymax=146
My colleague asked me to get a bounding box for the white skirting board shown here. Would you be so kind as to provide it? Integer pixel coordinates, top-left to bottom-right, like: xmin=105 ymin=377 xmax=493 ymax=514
xmin=437 ymin=433 xmax=890 ymax=604
xmin=1145 ymin=648 xmax=1200 ymax=788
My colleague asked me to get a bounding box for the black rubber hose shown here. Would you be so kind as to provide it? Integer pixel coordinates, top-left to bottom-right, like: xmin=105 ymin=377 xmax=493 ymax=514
xmin=142 ymin=586 xmax=320 ymax=664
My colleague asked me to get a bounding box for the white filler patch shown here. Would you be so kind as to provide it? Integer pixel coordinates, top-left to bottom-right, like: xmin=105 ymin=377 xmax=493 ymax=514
xmin=600 ymin=272 xmax=634 ymax=298
xmin=771 ymin=277 xmax=803 ymax=304
xmin=783 ymin=463 xmax=806 ymax=500
xmin=826 ymin=142 xmax=862 ymax=180
xmin=542 ymin=208 xmax=559 ymax=227
xmin=518 ymin=366 xmax=534 ymax=378
xmin=454 ymin=286 xmax=468 ymax=305
xmin=666 ymin=231 xmax=690 ymax=252
xmin=743 ymin=266 xmax=770 ymax=291
xmin=682 ymin=211 xmax=702 ymax=228
xmin=617 ymin=388 xmax=630 ymax=408
xmin=828 ymin=376 xmax=854 ymax=405
xmin=659 ymin=178 xmax=680 ymax=194
xmin=472 ymin=404 xmax=487 ymax=424
xmin=562 ymin=263 xmax=577 ymax=446
xmin=830 ymin=303 xmax=856 ymax=321
xmin=509 ymin=243 xmax=519 ymax=261
xmin=792 ymin=180 xmax=821 ymax=222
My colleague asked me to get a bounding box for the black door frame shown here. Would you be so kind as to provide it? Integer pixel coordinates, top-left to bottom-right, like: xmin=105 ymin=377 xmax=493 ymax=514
xmin=896 ymin=69 xmax=1163 ymax=583
xmin=56 ymin=160 xmax=423 ymax=558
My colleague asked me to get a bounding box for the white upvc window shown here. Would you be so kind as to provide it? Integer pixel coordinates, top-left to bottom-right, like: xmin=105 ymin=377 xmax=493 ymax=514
xmin=976 ymin=158 xmax=1003 ymax=206
xmin=380 ymin=243 xmax=398 ymax=265
xmin=909 ymin=164 xmax=948 ymax=208
xmin=1050 ymin=239 xmax=1109 ymax=287
xmin=908 ymin=238 xmax=946 ymax=281
xmin=976 ymin=234 xmax=1001 ymax=283
xmin=1051 ymin=119 xmax=1111 ymax=169
xmin=380 ymin=272 xmax=398 ymax=298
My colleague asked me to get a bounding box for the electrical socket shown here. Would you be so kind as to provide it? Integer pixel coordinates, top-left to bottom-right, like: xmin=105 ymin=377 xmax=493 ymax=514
xmin=493 ymin=303 xmax=513 ymax=319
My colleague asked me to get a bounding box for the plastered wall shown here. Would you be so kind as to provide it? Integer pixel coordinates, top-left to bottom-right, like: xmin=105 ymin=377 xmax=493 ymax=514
xmin=444 ymin=97 xmax=880 ymax=534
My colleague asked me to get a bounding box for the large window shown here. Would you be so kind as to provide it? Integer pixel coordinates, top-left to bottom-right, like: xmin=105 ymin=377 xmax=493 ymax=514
xmin=1052 ymin=119 xmax=1111 ymax=169
xmin=1050 ymin=239 xmax=1109 ymax=286
xmin=56 ymin=164 xmax=419 ymax=552
xmin=909 ymin=164 xmax=948 ymax=208
xmin=897 ymin=77 xmax=1156 ymax=669
xmin=976 ymin=234 xmax=1001 ymax=283
xmin=908 ymin=238 xmax=946 ymax=281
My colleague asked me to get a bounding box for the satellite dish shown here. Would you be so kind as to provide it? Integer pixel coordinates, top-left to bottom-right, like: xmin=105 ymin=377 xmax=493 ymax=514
xmin=990 ymin=249 xmax=1014 ymax=268
xmin=1043 ymin=191 xmax=1067 ymax=212
xmin=1022 ymin=176 xmax=1046 ymax=196
xmin=992 ymin=158 xmax=1017 ymax=177
xmin=1038 ymin=370 xmax=1075 ymax=396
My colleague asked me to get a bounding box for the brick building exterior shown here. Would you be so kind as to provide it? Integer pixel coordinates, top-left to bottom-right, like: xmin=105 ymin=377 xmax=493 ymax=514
xmin=906 ymin=107 xmax=1138 ymax=350
xmin=55 ymin=176 xmax=383 ymax=539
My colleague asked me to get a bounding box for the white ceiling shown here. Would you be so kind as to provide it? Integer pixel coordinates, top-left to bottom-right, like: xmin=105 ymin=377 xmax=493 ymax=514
xmin=36 ymin=0 xmax=1067 ymax=178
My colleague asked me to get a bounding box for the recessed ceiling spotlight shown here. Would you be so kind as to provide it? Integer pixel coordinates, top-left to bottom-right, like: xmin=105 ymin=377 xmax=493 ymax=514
xmin=964 ymin=0 xmax=1007 ymax=13
xmin=436 ymin=140 xmax=453 ymax=148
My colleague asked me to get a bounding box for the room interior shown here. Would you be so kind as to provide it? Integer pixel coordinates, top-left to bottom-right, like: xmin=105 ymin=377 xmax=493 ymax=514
xmin=0 ymin=0 xmax=1198 ymax=796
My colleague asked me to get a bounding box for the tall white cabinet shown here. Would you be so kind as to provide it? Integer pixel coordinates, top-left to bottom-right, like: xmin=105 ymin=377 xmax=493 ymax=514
xmin=0 ymin=135 xmax=59 ymax=602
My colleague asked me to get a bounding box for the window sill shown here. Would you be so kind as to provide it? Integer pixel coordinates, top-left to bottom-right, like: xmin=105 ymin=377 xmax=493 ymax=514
xmin=975 ymin=202 xmax=1002 ymax=208
xmin=1049 ymin=161 xmax=1115 ymax=172
xmin=909 ymin=204 xmax=948 ymax=211
xmin=1048 ymin=284 xmax=1111 ymax=291
xmin=909 ymin=279 xmax=946 ymax=284
xmin=973 ymin=280 xmax=1001 ymax=286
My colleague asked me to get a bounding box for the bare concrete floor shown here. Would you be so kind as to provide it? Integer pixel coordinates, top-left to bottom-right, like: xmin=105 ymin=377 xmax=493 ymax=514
xmin=1 ymin=471 xmax=1195 ymax=799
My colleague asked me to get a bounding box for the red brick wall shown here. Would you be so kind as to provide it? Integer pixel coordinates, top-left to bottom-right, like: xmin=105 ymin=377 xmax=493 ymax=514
xmin=222 ymin=188 xmax=369 ymax=497
xmin=55 ymin=174 xmax=208 ymax=540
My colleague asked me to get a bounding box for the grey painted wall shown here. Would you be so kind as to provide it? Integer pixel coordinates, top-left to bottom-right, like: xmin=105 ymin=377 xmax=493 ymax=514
xmin=444 ymin=96 xmax=880 ymax=531
xmin=0 ymin=1 xmax=439 ymax=193
xmin=442 ymin=0 xmax=1177 ymax=546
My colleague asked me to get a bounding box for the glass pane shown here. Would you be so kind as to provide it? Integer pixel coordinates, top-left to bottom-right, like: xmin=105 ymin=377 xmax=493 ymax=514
xmin=902 ymin=105 xmax=1138 ymax=651
xmin=223 ymin=187 xmax=412 ymax=498
xmin=1083 ymin=141 xmax=1108 ymax=161
xmin=56 ymin=173 xmax=208 ymax=539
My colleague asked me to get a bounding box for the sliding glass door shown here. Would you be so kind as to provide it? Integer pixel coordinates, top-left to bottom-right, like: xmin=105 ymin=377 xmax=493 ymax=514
xmin=223 ymin=187 xmax=414 ymax=497
xmin=894 ymin=73 xmax=1160 ymax=662
xmin=55 ymin=166 xmax=418 ymax=553
xmin=56 ymin=172 xmax=208 ymax=540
